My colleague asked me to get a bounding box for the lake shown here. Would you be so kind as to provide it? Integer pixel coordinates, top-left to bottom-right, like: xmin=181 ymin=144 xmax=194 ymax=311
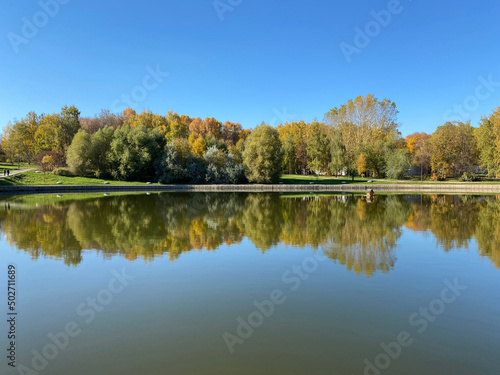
xmin=1 ymin=192 xmax=499 ymax=375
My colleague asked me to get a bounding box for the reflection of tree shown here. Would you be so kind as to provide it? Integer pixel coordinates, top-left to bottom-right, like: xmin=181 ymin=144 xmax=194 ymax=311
xmin=0 ymin=205 xmax=82 ymax=266
xmin=404 ymin=195 xmax=500 ymax=269
xmin=1 ymin=193 xmax=500 ymax=273
xmin=427 ymin=195 xmax=481 ymax=252
xmin=65 ymin=193 xmax=247 ymax=261
xmin=474 ymin=199 xmax=500 ymax=269
xmin=241 ymin=194 xmax=284 ymax=251
xmin=323 ymin=196 xmax=411 ymax=276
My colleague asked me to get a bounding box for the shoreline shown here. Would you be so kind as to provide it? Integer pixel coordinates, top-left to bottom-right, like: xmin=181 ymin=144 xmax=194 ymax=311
xmin=2 ymin=183 xmax=500 ymax=196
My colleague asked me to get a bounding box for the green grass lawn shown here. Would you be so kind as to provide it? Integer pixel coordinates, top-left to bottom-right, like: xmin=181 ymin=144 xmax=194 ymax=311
xmin=2 ymin=170 xmax=500 ymax=187
xmin=279 ymin=175 xmax=390 ymax=185
xmin=0 ymin=170 xmax=153 ymax=186
xmin=0 ymin=162 xmax=32 ymax=171
xmin=279 ymin=174 xmax=500 ymax=185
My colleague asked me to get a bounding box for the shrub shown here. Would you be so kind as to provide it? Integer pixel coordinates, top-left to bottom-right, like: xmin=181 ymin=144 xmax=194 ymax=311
xmin=186 ymin=157 xmax=207 ymax=184
xmin=205 ymin=164 xmax=229 ymax=184
xmin=226 ymin=163 xmax=246 ymax=184
xmin=155 ymin=145 xmax=187 ymax=184
xmin=460 ymin=172 xmax=480 ymax=182
xmin=53 ymin=167 xmax=74 ymax=177
xmin=431 ymin=173 xmax=444 ymax=181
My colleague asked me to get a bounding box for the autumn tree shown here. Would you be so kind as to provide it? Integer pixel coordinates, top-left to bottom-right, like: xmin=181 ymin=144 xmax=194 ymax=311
xmin=357 ymin=153 xmax=367 ymax=176
xmin=189 ymin=117 xmax=205 ymax=138
xmin=405 ymin=132 xmax=432 ymax=176
xmin=80 ymin=110 xmax=123 ymax=134
xmin=41 ymin=155 xmax=55 ymax=171
xmin=203 ymin=117 xmax=222 ymax=139
xmin=179 ymin=115 xmax=192 ymax=127
xmin=277 ymin=121 xmax=310 ymax=175
xmin=35 ymin=114 xmax=60 ymax=153
xmin=122 ymin=108 xmax=136 ymax=122
xmin=222 ymin=121 xmax=243 ymax=146
xmin=431 ymin=121 xmax=478 ymax=178
xmin=166 ymin=111 xmax=189 ymax=140
xmin=9 ymin=112 xmax=41 ymax=163
xmin=190 ymin=135 xmax=207 ymax=157
xmin=125 ymin=109 xmax=169 ymax=134
xmin=324 ymin=94 xmax=401 ymax=178
xmin=0 ymin=125 xmax=16 ymax=163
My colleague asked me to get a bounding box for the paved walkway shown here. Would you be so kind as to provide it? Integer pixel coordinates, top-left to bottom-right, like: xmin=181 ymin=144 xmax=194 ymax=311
xmin=0 ymin=168 xmax=34 ymax=178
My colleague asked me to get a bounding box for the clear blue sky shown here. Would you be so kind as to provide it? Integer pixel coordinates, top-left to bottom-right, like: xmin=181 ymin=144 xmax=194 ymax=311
xmin=1 ymin=0 xmax=499 ymax=136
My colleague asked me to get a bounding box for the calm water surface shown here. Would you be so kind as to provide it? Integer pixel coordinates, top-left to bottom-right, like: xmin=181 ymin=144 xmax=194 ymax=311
xmin=0 ymin=193 xmax=499 ymax=375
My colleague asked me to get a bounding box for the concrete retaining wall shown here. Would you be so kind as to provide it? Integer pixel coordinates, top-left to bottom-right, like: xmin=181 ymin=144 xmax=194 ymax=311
xmin=2 ymin=183 xmax=500 ymax=195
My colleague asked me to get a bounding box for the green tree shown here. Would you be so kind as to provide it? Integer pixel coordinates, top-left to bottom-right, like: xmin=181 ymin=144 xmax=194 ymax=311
xmin=475 ymin=106 xmax=500 ymax=177
xmin=306 ymin=122 xmax=330 ymax=174
xmin=328 ymin=130 xmax=349 ymax=177
xmin=89 ymin=126 xmax=115 ymax=178
xmin=385 ymin=148 xmax=411 ymax=179
xmin=109 ymin=125 xmax=164 ymax=181
xmin=243 ymin=123 xmax=283 ymax=183
xmin=57 ymin=105 xmax=81 ymax=153
xmin=475 ymin=117 xmax=496 ymax=176
xmin=282 ymin=135 xmax=296 ymax=174
xmin=67 ymin=129 xmax=92 ymax=175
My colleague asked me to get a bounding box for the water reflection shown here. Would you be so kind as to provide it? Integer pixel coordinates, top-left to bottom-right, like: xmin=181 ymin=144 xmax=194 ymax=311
xmin=1 ymin=193 xmax=499 ymax=275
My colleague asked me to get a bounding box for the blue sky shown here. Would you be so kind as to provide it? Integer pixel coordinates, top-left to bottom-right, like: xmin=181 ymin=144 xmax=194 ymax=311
xmin=1 ymin=0 xmax=499 ymax=136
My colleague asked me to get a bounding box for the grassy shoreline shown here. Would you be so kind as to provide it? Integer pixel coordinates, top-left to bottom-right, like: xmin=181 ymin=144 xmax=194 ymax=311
xmin=3 ymin=171 xmax=500 ymax=187
xmin=1 ymin=170 xmax=500 ymax=194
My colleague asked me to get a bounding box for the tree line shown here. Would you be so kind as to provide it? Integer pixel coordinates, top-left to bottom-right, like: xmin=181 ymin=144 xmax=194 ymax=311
xmin=1 ymin=95 xmax=499 ymax=182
